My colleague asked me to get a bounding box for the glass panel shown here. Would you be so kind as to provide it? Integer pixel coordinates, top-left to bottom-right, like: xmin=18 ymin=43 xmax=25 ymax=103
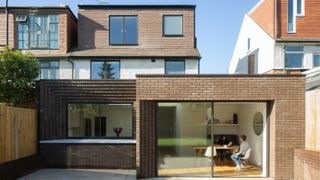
xmin=157 ymin=102 xmax=212 ymax=177
xmin=40 ymin=69 xmax=49 ymax=79
xmin=288 ymin=0 xmax=294 ymax=32
xmin=110 ymin=16 xmax=123 ymax=44
xmin=68 ymin=104 xmax=100 ymax=137
xmin=165 ymin=61 xmax=185 ymax=74
xmin=91 ymin=61 xmax=120 ymax=79
xmin=213 ymin=102 xmax=267 ymax=177
xmin=124 ymin=16 xmax=137 ymax=44
xmin=286 ymin=46 xmax=304 ymax=52
xmin=68 ymin=104 xmax=133 ymax=138
xmin=297 ymin=0 xmax=303 ymax=14
xmin=100 ymin=104 xmax=133 ymax=138
xmin=18 ymin=23 xmax=28 ymax=49
xmin=314 ymin=55 xmax=320 ymax=67
xmin=285 ymin=54 xmax=303 ymax=68
xmin=164 ymin=16 xmax=183 ymax=36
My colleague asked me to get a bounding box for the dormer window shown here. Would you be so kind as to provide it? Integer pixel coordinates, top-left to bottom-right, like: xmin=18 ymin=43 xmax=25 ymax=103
xmin=17 ymin=14 xmax=59 ymax=49
xmin=163 ymin=15 xmax=183 ymax=36
xmin=109 ymin=16 xmax=138 ymax=45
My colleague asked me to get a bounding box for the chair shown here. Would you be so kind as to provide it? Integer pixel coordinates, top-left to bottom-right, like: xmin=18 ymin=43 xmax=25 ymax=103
xmin=240 ymin=148 xmax=252 ymax=166
xmin=204 ymin=146 xmax=217 ymax=166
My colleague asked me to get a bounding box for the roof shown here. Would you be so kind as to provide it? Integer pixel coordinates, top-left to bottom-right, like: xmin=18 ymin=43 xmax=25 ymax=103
xmin=31 ymin=48 xmax=201 ymax=60
xmin=69 ymin=48 xmax=201 ymax=59
xmin=78 ymin=4 xmax=196 ymax=9
xmin=304 ymin=67 xmax=320 ymax=90
xmin=0 ymin=5 xmax=77 ymax=21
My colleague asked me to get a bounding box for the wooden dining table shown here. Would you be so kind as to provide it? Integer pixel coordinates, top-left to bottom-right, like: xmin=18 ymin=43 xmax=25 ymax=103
xmin=193 ymin=145 xmax=239 ymax=155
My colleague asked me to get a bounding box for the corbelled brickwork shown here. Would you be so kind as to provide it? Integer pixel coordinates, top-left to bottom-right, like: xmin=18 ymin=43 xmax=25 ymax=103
xmin=294 ymin=149 xmax=320 ymax=180
xmin=136 ymin=75 xmax=305 ymax=179
xmin=40 ymin=144 xmax=136 ymax=169
xmin=39 ymin=80 xmax=136 ymax=140
xmin=78 ymin=7 xmax=195 ymax=49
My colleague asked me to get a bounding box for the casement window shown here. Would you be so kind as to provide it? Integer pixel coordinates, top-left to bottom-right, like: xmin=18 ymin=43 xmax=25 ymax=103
xmin=297 ymin=0 xmax=304 ymax=16
xmin=288 ymin=0 xmax=296 ymax=33
xmin=17 ymin=14 xmax=59 ymax=49
xmin=163 ymin=15 xmax=183 ymax=36
xmin=165 ymin=60 xmax=185 ymax=74
xmin=313 ymin=55 xmax=320 ymax=67
xmin=285 ymin=46 xmax=304 ymax=68
xmin=39 ymin=61 xmax=59 ymax=79
xmin=68 ymin=104 xmax=133 ymax=138
xmin=91 ymin=60 xmax=120 ymax=79
xmin=109 ymin=16 xmax=138 ymax=45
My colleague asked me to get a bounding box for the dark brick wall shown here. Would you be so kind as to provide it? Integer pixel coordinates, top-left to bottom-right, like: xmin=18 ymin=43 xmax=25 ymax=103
xmin=40 ymin=144 xmax=136 ymax=169
xmin=39 ymin=80 xmax=136 ymax=140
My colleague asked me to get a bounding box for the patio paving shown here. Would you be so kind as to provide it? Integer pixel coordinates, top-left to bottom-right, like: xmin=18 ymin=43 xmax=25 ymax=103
xmin=19 ymin=169 xmax=136 ymax=180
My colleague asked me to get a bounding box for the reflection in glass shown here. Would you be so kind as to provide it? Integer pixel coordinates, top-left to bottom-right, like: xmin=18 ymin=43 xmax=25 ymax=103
xmin=91 ymin=61 xmax=120 ymax=79
xmin=165 ymin=61 xmax=185 ymax=74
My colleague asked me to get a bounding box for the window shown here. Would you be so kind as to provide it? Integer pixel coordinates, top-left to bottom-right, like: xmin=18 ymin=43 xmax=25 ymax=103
xmin=17 ymin=14 xmax=59 ymax=49
xmin=247 ymin=38 xmax=251 ymax=51
xmin=313 ymin=55 xmax=320 ymax=67
xmin=91 ymin=61 xmax=120 ymax=79
xmin=165 ymin=60 xmax=185 ymax=74
xmin=68 ymin=104 xmax=133 ymax=138
xmin=109 ymin=16 xmax=137 ymax=45
xmin=285 ymin=46 xmax=304 ymax=68
xmin=40 ymin=61 xmax=59 ymax=79
xmin=163 ymin=15 xmax=183 ymax=36
xmin=288 ymin=0 xmax=296 ymax=33
xmin=297 ymin=0 xmax=304 ymax=16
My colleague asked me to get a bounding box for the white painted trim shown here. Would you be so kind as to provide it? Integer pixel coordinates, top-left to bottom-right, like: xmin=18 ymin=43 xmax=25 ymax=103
xmin=39 ymin=139 xmax=136 ymax=144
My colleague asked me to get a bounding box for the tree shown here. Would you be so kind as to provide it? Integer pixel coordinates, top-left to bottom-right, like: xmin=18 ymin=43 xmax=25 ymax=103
xmin=0 ymin=47 xmax=39 ymax=106
xmin=98 ymin=61 xmax=115 ymax=79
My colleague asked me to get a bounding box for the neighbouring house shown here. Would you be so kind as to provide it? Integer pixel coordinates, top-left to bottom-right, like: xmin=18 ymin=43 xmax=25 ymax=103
xmin=229 ymin=0 xmax=320 ymax=75
xmin=0 ymin=4 xmax=309 ymax=180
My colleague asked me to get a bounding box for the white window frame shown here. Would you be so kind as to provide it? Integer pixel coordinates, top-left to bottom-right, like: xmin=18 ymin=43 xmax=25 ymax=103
xmin=285 ymin=46 xmax=305 ymax=69
xmin=296 ymin=0 xmax=305 ymax=17
xmin=313 ymin=54 xmax=320 ymax=67
xmin=288 ymin=0 xmax=297 ymax=33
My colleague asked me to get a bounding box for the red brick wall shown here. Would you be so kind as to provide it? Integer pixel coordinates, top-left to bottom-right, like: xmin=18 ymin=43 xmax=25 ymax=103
xmin=0 ymin=11 xmax=15 ymax=49
xmin=78 ymin=7 xmax=195 ymax=49
xmin=278 ymin=0 xmax=320 ymax=39
xmin=250 ymin=0 xmax=275 ymax=38
xmin=294 ymin=149 xmax=320 ymax=180
xmin=136 ymin=75 xmax=305 ymax=179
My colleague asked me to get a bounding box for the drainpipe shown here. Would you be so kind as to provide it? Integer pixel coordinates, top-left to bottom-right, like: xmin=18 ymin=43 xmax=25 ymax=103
xmin=67 ymin=58 xmax=74 ymax=79
xmin=5 ymin=0 xmax=9 ymax=46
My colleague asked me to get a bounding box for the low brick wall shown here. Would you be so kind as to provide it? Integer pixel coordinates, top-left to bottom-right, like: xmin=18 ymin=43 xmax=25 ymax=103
xmin=40 ymin=144 xmax=136 ymax=169
xmin=294 ymin=149 xmax=320 ymax=180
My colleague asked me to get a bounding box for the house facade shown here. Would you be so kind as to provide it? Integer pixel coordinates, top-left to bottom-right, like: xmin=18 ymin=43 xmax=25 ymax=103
xmin=229 ymin=0 xmax=320 ymax=74
xmin=0 ymin=4 xmax=310 ymax=180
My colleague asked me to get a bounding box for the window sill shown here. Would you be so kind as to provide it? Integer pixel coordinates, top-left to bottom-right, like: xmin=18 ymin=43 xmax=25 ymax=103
xmin=39 ymin=139 xmax=136 ymax=144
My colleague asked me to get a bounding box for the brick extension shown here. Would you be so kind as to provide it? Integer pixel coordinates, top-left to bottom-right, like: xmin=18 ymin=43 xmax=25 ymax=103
xmin=136 ymin=75 xmax=305 ymax=179
xmin=294 ymin=149 xmax=320 ymax=180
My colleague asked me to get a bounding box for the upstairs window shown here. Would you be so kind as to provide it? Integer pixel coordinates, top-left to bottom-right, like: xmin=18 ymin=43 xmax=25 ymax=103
xmin=297 ymin=0 xmax=304 ymax=16
xmin=313 ymin=55 xmax=320 ymax=67
xmin=17 ymin=14 xmax=59 ymax=49
xmin=91 ymin=60 xmax=120 ymax=79
xmin=40 ymin=60 xmax=59 ymax=79
xmin=163 ymin=15 xmax=183 ymax=36
xmin=165 ymin=60 xmax=185 ymax=74
xmin=288 ymin=0 xmax=296 ymax=33
xmin=285 ymin=46 xmax=304 ymax=68
xmin=109 ymin=16 xmax=138 ymax=45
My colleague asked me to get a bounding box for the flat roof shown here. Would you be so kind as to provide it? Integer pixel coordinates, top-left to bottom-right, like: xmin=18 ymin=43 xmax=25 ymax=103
xmin=78 ymin=4 xmax=196 ymax=9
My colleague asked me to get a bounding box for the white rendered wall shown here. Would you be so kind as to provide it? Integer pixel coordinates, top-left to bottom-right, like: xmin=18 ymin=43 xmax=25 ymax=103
xmin=120 ymin=59 xmax=165 ymax=79
xmin=229 ymin=15 xmax=275 ymax=74
xmin=185 ymin=59 xmax=199 ymax=74
xmin=74 ymin=60 xmax=90 ymax=79
xmin=59 ymin=60 xmax=73 ymax=79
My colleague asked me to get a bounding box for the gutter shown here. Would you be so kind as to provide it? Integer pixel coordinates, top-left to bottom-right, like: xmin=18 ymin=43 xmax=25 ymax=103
xmin=66 ymin=58 xmax=74 ymax=79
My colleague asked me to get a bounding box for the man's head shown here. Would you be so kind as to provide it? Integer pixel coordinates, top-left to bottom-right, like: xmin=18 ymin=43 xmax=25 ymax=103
xmin=240 ymin=135 xmax=246 ymax=143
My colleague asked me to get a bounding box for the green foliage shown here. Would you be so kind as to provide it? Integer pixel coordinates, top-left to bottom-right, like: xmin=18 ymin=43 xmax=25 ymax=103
xmin=0 ymin=47 xmax=39 ymax=106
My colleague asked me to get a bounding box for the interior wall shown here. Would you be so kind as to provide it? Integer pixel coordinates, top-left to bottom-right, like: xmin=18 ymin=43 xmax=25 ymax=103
xmin=237 ymin=103 xmax=267 ymax=167
xmin=213 ymin=104 xmax=239 ymax=135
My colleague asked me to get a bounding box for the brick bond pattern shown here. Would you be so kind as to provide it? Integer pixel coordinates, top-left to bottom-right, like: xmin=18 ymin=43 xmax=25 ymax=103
xmin=78 ymin=7 xmax=195 ymax=50
xmin=39 ymin=80 xmax=136 ymax=169
xmin=136 ymin=75 xmax=305 ymax=180
xmin=40 ymin=144 xmax=135 ymax=169
xmin=294 ymin=149 xmax=320 ymax=180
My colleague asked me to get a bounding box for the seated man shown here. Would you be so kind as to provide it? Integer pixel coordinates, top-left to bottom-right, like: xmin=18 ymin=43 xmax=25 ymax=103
xmin=231 ymin=135 xmax=250 ymax=170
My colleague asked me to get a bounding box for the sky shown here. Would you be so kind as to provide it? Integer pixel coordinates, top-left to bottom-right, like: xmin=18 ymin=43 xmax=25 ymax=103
xmin=1 ymin=0 xmax=260 ymax=74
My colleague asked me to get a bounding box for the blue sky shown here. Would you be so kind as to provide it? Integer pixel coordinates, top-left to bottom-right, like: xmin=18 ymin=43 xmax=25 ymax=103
xmin=2 ymin=0 xmax=260 ymax=74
